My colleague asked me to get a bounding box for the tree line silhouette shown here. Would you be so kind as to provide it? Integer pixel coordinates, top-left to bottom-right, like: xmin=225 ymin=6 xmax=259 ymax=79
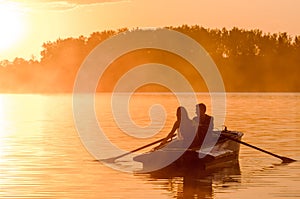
xmin=0 ymin=25 xmax=299 ymax=93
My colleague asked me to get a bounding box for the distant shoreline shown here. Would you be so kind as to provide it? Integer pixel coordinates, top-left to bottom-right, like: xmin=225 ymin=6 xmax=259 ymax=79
xmin=1 ymin=26 xmax=299 ymax=93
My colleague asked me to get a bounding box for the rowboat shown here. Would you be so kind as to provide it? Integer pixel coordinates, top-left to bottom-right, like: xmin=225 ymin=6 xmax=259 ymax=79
xmin=133 ymin=130 xmax=244 ymax=173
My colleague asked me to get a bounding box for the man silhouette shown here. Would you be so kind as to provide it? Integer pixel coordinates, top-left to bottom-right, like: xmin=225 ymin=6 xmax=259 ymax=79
xmin=191 ymin=103 xmax=214 ymax=149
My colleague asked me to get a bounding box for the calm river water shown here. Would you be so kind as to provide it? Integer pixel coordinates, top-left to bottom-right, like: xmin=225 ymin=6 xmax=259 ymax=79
xmin=0 ymin=93 xmax=299 ymax=198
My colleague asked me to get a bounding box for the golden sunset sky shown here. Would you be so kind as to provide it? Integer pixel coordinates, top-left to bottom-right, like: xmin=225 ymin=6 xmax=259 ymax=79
xmin=1 ymin=0 xmax=300 ymax=61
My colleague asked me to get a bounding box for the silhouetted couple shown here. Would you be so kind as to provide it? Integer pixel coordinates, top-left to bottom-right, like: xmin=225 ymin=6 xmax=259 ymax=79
xmin=154 ymin=103 xmax=214 ymax=150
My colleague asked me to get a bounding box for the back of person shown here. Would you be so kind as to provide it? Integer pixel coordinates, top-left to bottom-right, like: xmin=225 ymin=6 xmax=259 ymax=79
xmin=190 ymin=103 xmax=214 ymax=149
xmin=177 ymin=118 xmax=195 ymax=147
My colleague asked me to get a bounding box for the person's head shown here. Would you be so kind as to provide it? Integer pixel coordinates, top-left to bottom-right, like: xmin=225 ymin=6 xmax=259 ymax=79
xmin=196 ymin=103 xmax=206 ymax=116
xmin=176 ymin=106 xmax=189 ymax=120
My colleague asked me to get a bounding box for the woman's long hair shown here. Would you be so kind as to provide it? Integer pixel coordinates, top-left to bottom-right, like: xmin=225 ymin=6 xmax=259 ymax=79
xmin=176 ymin=106 xmax=194 ymax=140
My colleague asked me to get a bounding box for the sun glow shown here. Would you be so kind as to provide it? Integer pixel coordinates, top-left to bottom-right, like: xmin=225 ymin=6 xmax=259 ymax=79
xmin=0 ymin=2 xmax=25 ymax=52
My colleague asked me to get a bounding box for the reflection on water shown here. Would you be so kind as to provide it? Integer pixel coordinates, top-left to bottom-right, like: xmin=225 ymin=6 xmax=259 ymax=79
xmin=143 ymin=162 xmax=241 ymax=199
xmin=0 ymin=93 xmax=299 ymax=198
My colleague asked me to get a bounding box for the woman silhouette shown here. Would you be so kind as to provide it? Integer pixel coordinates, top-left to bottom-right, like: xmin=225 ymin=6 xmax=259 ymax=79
xmin=154 ymin=106 xmax=196 ymax=150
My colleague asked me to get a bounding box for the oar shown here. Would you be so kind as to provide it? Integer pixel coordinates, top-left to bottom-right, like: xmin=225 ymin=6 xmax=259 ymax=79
xmin=98 ymin=135 xmax=174 ymax=163
xmin=220 ymin=132 xmax=296 ymax=163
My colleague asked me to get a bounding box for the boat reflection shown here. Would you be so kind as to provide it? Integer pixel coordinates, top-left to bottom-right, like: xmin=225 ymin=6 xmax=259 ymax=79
xmin=139 ymin=161 xmax=241 ymax=199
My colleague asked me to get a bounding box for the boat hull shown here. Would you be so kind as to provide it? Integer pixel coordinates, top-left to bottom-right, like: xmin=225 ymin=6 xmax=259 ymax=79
xmin=134 ymin=131 xmax=243 ymax=173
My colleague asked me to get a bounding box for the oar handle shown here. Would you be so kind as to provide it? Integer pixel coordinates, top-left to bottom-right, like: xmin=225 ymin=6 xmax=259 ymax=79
xmin=116 ymin=138 xmax=165 ymax=159
xmin=109 ymin=134 xmax=176 ymax=160
xmin=221 ymin=133 xmax=279 ymax=157
xmin=220 ymin=132 xmax=296 ymax=163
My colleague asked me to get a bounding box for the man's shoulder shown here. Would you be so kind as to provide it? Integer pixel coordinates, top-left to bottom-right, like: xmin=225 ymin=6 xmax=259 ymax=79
xmin=205 ymin=114 xmax=213 ymax=120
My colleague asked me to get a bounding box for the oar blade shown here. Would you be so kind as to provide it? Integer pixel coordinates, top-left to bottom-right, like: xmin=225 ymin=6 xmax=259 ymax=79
xmin=281 ymin=156 xmax=297 ymax=164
